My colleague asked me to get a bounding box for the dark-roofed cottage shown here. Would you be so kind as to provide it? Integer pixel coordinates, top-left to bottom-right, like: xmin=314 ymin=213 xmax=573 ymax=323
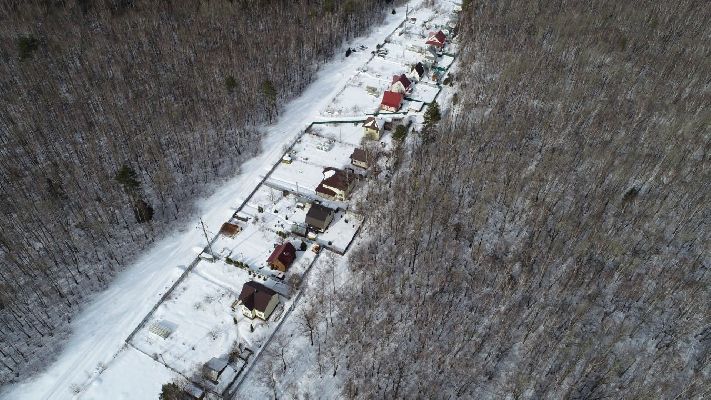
xmin=350 ymin=148 xmax=370 ymax=169
xmin=410 ymin=62 xmax=425 ymax=81
xmin=305 ymin=203 xmax=334 ymax=232
xmin=237 ymin=281 xmax=279 ymax=320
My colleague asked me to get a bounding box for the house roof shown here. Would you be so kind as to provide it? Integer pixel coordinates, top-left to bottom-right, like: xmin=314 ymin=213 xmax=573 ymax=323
xmin=306 ymin=203 xmax=334 ymax=222
xmin=426 ymin=30 xmax=446 ymax=46
xmin=239 ymin=281 xmax=277 ymax=312
xmin=362 ymin=116 xmax=379 ymax=129
xmin=350 ymin=148 xmax=368 ymax=164
xmin=321 ymin=167 xmax=357 ymax=191
xmin=315 ymin=184 xmax=338 ymax=197
xmin=391 ymin=74 xmax=412 ymax=89
xmin=381 ymin=91 xmax=404 ymax=108
xmin=267 ymin=242 xmax=296 ymax=267
xmin=413 ymin=62 xmax=425 ymax=77
xmin=205 ymin=357 xmax=228 ymax=374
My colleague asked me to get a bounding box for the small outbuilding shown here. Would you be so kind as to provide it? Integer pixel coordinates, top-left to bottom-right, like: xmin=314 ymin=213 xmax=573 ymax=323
xmin=203 ymin=357 xmax=229 ymax=383
xmin=220 ymin=222 xmax=241 ymax=238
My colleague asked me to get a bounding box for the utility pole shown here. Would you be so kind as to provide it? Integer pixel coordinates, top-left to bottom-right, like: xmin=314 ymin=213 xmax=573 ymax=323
xmin=200 ymin=218 xmax=213 ymax=256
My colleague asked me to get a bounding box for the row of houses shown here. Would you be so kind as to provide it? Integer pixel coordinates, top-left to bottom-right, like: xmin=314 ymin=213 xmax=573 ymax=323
xmin=379 ymin=30 xmax=448 ymax=112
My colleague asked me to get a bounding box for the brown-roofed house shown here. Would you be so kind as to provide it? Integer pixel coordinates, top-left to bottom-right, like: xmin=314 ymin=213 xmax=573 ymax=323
xmin=266 ymin=242 xmax=296 ymax=272
xmin=238 ymin=281 xmax=279 ymax=320
xmin=220 ymin=222 xmax=241 ymax=238
xmin=350 ymin=148 xmax=370 ymax=169
xmin=316 ymin=167 xmax=357 ymax=201
xmin=305 ymin=203 xmax=334 ymax=232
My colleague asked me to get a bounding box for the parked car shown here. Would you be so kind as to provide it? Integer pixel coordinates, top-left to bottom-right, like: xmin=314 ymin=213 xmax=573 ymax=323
xmin=275 ymin=272 xmax=285 ymax=280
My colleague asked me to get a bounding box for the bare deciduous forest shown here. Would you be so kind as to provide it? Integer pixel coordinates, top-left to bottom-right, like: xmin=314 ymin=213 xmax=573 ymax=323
xmin=0 ymin=0 xmax=396 ymax=386
xmin=329 ymin=0 xmax=710 ymax=398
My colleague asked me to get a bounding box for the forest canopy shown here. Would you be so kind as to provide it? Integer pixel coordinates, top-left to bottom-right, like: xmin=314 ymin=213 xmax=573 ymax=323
xmin=331 ymin=0 xmax=710 ymax=398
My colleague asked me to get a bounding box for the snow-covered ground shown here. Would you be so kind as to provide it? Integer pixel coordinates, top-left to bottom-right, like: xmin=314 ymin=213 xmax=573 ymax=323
xmin=4 ymin=1 xmax=461 ymax=399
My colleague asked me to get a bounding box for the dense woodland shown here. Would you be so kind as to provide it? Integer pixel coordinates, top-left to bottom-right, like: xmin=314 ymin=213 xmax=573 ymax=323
xmin=0 ymin=0 xmax=397 ymax=386
xmin=323 ymin=0 xmax=709 ymax=398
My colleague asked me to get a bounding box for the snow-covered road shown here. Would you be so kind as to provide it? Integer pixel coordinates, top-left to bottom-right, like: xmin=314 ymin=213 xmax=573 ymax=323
xmin=3 ymin=4 xmax=414 ymax=400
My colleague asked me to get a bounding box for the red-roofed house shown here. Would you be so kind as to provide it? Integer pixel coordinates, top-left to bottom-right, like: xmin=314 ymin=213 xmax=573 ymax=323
xmin=426 ymin=31 xmax=446 ymax=48
xmin=390 ymin=74 xmax=413 ymax=94
xmin=267 ymin=242 xmax=296 ymax=272
xmin=380 ymin=91 xmax=404 ymax=112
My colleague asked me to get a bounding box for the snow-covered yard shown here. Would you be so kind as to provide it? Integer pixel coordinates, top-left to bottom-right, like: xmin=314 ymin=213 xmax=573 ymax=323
xmin=309 ymin=122 xmax=367 ymax=147
xmin=322 ymin=74 xmax=387 ymax=117
xmin=317 ymin=209 xmax=364 ymax=254
xmin=409 ymin=82 xmax=440 ymax=103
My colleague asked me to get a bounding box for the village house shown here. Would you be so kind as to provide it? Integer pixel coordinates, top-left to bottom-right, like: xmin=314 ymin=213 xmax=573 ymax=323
xmin=380 ymin=90 xmax=404 ymax=112
xmin=315 ymin=167 xmax=357 ymax=201
xmin=409 ymin=62 xmax=425 ymax=82
xmin=390 ymin=74 xmax=413 ymax=94
xmin=425 ymin=30 xmax=447 ymax=49
xmin=362 ymin=116 xmax=383 ymax=140
xmin=237 ymin=281 xmax=279 ymax=320
xmin=266 ymin=241 xmax=296 ymax=272
xmin=350 ymin=148 xmax=370 ymax=169
xmin=305 ymin=203 xmax=335 ymax=232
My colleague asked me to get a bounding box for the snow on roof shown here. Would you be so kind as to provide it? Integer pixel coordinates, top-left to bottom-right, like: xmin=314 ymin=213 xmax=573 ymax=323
xmin=205 ymin=357 xmax=228 ymax=373
xmin=381 ymin=91 xmax=404 ymax=108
